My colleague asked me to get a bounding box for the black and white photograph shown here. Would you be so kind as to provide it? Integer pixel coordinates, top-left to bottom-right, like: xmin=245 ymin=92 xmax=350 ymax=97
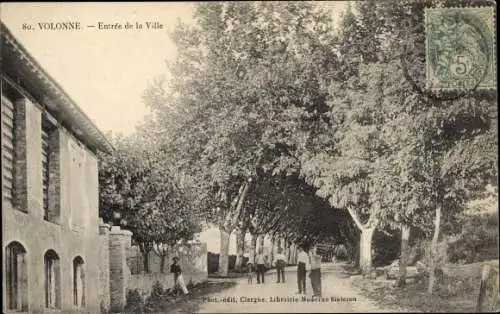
xmin=1 ymin=1 xmax=498 ymax=313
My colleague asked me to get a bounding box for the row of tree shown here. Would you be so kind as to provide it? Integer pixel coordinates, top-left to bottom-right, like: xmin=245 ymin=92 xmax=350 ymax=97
xmin=98 ymin=0 xmax=497 ymax=296
xmin=97 ymin=134 xmax=202 ymax=273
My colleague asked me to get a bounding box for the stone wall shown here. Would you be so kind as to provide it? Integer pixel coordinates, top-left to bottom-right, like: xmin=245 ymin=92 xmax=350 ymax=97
xmin=2 ymin=93 xmax=208 ymax=313
xmin=2 ymin=96 xmax=102 ymax=313
xmin=127 ymin=242 xmax=208 ymax=297
xmin=98 ymin=220 xmax=111 ymax=312
xmin=128 ymin=243 xmax=207 ymax=274
xmin=128 ymin=268 xmax=208 ymax=300
xmin=98 ymin=226 xmax=208 ymax=312
xmin=1 ymin=94 xmax=206 ymax=313
xmin=108 ymin=227 xmax=133 ymax=312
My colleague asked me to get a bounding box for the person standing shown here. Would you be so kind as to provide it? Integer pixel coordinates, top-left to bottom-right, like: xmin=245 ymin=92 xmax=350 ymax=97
xmin=247 ymin=263 xmax=254 ymax=284
xmin=170 ymin=257 xmax=189 ymax=295
xmin=309 ymin=246 xmax=322 ymax=297
xmin=273 ymin=248 xmax=287 ymax=283
xmin=296 ymin=246 xmax=309 ymax=294
xmin=255 ymin=248 xmax=267 ymax=284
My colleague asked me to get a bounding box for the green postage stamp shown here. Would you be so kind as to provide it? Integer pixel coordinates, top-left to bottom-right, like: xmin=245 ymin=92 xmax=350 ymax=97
xmin=425 ymin=7 xmax=496 ymax=91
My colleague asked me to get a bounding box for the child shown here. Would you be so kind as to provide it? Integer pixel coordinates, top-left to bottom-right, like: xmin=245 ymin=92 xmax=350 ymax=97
xmin=247 ymin=263 xmax=254 ymax=284
xmin=170 ymin=257 xmax=189 ymax=295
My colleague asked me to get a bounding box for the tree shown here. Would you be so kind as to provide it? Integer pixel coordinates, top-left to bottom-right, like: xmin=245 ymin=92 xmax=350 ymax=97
xmin=213 ymin=178 xmax=253 ymax=276
xmin=233 ymin=210 xmax=252 ymax=271
xmin=245 ymin=172 xmax=352 ymax=256
xmin=98 ymin=134 xmax=202 ymax=273
xmin=151 ymin=215 xmax=201 ymax=273
xmin=289 ymin=2 xmax=390 ymax=276
xmin=245 ymin=173 xmax=288 ymax=263
xmin=138 ymin=1 xmax=497 ymax=287
xmin=448 ymin=206 xmax=498 ymax=264
xmin=372 ymin=0 xmax=497 ymax=291
xmin=300 ymin=0 xmax=497 ymax=283
xmin=301 ymin=62 xmax=390 ymax=275
xmin=141 ymin=1 xmax=341 ymax=276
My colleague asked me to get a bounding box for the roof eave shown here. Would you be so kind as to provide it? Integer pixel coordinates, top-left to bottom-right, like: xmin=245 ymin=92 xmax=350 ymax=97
xmin=1 ymin=22 xmax=115 ymax=154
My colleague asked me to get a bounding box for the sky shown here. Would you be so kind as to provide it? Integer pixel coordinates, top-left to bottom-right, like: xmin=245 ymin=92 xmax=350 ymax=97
xmin=2 ymin=2 xmax=196 ymax=135
xmin=2 ymin=2 xmax=348 ymax=252
xmin=2 ymin=2 xmax=348 ymax=137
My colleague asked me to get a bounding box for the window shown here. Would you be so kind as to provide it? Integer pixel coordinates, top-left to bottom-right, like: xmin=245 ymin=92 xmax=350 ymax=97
xmin=70 ymin=142 xmax=86 ymax=229
xmin=5 ymin=241 xmax=28 ymax=311
xmin=42 ymin=123 xmax=50 ymax=218
xmin=2 ymin=95 xmax=16 ymax=204
xmin=73 ymin=257 xmax=85 ymax=308
xmin=42 ymin=116 xmax=58 ymax=222
xmin=44 ymin=250 xmax=61 ymax=309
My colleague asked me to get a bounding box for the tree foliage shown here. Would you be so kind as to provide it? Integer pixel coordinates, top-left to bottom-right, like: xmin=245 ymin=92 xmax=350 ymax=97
xmin=135 ymin=0 xmax=497 ymax=282
xmin=98 ymin=133 xmax=202 ymax=264
xmin=140 ymin=1 xmax=345 ymax=239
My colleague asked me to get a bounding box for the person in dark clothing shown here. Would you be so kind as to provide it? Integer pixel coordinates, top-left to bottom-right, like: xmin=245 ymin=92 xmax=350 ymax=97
xmin=170 ymin=257 xmax=188 ymax=295
xmin=296 ymin=246 xmax=309 ymax=294
xmin=255 ymin=248 xmax=267 ymax=284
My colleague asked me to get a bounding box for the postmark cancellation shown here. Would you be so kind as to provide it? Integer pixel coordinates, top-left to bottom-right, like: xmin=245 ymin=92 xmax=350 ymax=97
xmin=425 ymin=6 xmax=496 ymax=91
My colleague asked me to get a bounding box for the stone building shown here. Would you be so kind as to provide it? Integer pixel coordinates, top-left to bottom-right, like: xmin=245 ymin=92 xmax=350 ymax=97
xmin=1 ymin=22 xmax=114 ymax=313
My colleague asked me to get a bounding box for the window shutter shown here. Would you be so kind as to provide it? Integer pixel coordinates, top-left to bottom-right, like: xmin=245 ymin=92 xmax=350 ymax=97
xmin=42 ymin=126 xmax=50 ymax=219
xmin=1 ymin=96 xmax=15 ymax=203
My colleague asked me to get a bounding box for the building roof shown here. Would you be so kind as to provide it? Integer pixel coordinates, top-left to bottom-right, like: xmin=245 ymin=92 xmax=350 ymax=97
xmin=1 ymin=22 xmax=114 ymax=154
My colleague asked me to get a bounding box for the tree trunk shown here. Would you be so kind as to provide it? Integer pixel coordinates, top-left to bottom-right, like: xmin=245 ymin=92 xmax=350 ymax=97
xmin=284 ymin=241 xmax=290 ymax=265
xmin=234 ymin=230 xmax=245 ymax=270
xmin=346 ymin=207 xmax=376 ymax=273
xmin=359 ymin=227 xmax=375 ymax=276
xmin=294 ymin=243 xmax=299 ymax=264
xmin=396 ymin=225 xmax=411 ymax=288
xmin=138 ymin=243 xmax=152 ymax=274
xmin=160 ymin=254 xmax=166 ymax=273
xmin=258 ymin=234 xmax=265 ymax=252
xmin=153 ymin=243 xmax=169 ymax=274
xmin=427 ymin=206 xmax=441 ymax=294
xmin=217 ymin=180 xmax=251 ymax=276
xmin=476 ymin=264 xmax=492 ymax=312
xmin=218 ymin=227 xmax=231 ymax=276
xmin=291 ymin=243 xmax=298 ymax=264
xmin=143 ymin=251 xmax=150 ymax=274
xmin=270 ymin=237 xmax=276 ymax=263
xmin=229 ymin=181 xmax=251 ymax=227
xmin=249 ymin=233 xmax=257 ymax=264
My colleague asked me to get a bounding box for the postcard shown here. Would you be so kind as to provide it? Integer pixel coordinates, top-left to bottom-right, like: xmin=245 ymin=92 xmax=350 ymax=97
xmin=1 ymin=1 xmax=497 ymax=313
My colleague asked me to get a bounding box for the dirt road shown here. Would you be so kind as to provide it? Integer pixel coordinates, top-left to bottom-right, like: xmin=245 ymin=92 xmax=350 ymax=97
xmin=185 ymin=263 xmax=402 ymax=313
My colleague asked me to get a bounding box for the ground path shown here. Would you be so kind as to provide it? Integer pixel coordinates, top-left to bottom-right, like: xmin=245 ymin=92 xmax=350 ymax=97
xmin=175 ymin=262 xmax=404 ymax=313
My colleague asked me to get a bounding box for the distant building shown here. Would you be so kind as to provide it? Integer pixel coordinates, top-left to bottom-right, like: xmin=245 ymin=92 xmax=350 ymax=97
xmin=2 ymin=22 xmax=113 ymax=313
